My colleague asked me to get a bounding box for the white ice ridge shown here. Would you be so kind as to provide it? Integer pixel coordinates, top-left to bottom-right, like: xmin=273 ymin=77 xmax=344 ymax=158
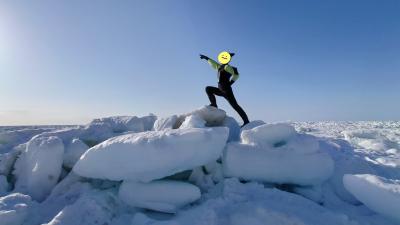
xmin=73 ymin=127 xmax=229 ymax=182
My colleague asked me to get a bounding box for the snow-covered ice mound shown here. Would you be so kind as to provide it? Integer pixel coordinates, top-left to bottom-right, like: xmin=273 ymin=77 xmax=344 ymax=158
xmin=63 ymin=138 xmax=88 ymax=169
xmin=13 ymin=136 xmax=64 ymax=201
xmin=0 ymin=193 xmax=32 ymax=225
xmin=182 ymin=106 xmax=226 ymax=126
xmin=223 ymin=123 xmax=334 ymax=185
xmin=180 ymin=114 xmax=206 ymax=129
xmin=74 ymin=127 xmax=229 ymax=182
xmin=153 ymin=115 xmax=179 ymax=131
xmin=343 ymin=174 xmax=400 ymax=222
xmin=119 ymin=180 xmax=201 ymax=213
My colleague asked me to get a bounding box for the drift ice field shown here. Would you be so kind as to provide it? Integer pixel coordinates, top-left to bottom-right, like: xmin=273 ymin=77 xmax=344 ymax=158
xmin=0 ymin=106 xmax=399 ymax=225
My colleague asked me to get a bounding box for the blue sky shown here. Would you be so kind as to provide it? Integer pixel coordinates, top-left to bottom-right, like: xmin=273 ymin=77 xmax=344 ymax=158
xmin=1 ymin=0 xmax=399 ymax=125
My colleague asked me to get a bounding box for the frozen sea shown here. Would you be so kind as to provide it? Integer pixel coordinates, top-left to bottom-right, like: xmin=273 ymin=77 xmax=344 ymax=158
xmin=1 ymin=116 xmax=399 ymax=225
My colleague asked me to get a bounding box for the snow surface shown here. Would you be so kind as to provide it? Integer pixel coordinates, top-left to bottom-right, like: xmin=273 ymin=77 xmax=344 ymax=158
xmin=1 ymin=116 xmax=400 ymax=225
xmin=343 ymin=174 xmax=400 ymax=222
xmin=73 ymin=127 xmax=229 ymax=182
xmin=119 ymin=180 xmax=201 ymax=213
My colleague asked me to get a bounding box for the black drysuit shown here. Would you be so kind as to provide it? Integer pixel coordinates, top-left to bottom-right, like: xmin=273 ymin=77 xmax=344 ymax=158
xmin=204 ymin=59 xmax=249 ymax=125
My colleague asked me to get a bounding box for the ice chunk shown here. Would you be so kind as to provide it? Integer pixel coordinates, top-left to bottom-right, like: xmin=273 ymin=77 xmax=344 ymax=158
xmin=185 ymin=106 xmax=226 ymax=126
xmin=189 ymin=162 xmax=224 ymax=191
xmin=13 ymin=136 xmax=64 ymax=201
xmin=286 ymin=133 xmax=321 ymax=154
xmin=27 ymin=173 xmax=94 ymax=225
xmin=223 ymin=143 xmax=334 ymax=185
xmin=179 ymin=115 xmax=206 ymax=129
xmin=224 ymin=123 xmax=333 ymax=185
xmin=240 ymin=120 xmax=266 ymax=131
xmin=0 ymin=150 xmax=19 ymax=176
xmin=328 ymin=152 xmax=376 ymax=204
xmin=119 ymin=180 xmax=201 ymax=213
xmin=73 ymin=127 xmax=229 ymax=182
xmin=153 ymin=115 xmax=179 ymax=131
xmin=0 ymin=193 xmax=31 ymax=225
xmin=141 ymin=114 xmax=159 ymax=131
xmin=343 ymin=174 xmax=400 ymax=222
xmin=63 ymin=138 xmax=88 ymax=169
xmin=241 ymin=123 xmax=297 ymax=148
xmin=0 ymin=175 xmax=8 ymax=195
xmin=222 ymin=116 xmax=241 ymax=142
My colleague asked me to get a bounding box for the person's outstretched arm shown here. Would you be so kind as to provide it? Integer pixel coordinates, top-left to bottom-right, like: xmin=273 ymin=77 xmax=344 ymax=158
xmin=224 ymin=65 xmax=240 ymax=85
xmin=200 ymin=54 xmax=220 ymax=70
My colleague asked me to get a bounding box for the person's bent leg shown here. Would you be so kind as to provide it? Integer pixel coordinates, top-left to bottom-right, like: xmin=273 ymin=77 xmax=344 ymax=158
xmin=205 ymin=86 xmax=223 ymax=108
xmin=223 ymin=89 xmax=250 ymax=125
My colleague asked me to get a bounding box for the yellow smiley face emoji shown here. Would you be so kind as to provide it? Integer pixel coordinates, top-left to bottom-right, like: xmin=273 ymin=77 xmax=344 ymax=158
xmin=218 ymin=51 xmax=231 ymax=64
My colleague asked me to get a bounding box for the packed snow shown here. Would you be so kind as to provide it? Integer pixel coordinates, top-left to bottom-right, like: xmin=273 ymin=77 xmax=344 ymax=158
xmin=0 ymin=109 xmax=399 ymax=225
xmin=343 ymin=174 xmax=400 ymax=222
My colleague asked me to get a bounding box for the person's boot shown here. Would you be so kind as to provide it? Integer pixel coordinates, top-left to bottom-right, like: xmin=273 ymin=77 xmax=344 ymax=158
xmin=209 ymin=103 xmax=218 ymax=108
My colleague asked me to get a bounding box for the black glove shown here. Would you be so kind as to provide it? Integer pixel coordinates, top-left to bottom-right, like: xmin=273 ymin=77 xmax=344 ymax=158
xmin=200 ymin=54 xmax=209 ymax=60
xmin=230 ymin=80 xmax=235 ymax=85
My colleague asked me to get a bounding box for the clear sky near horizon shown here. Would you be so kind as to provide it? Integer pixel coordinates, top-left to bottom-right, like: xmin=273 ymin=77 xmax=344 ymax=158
xmin=1 ymin=0 xmax=399 ymax=125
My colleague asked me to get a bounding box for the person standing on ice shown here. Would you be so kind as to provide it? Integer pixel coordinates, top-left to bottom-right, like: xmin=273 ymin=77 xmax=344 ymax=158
xmin=200 ymin=51 xmax=250 ymax=127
